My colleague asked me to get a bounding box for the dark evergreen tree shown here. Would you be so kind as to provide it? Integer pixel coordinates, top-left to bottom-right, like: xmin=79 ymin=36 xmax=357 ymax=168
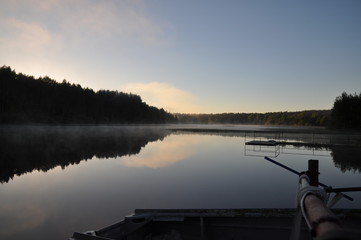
xmin=331 ymin=92 xmax=361 ymax=129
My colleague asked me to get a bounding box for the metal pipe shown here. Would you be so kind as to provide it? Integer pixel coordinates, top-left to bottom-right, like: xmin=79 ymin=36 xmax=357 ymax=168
xmin=264 ymin=156 xmax=300 ymax=175
xmin=325 ymin=187 xmax=361 ymax=193
xmin=308 ymin=160 xmax=319 ymax=186
xmin=264 ymin=157 xmax=354 ymax=201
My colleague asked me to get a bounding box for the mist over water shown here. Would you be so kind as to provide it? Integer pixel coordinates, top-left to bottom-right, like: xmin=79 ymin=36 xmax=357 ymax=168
xmin=0 ymin=125 xmax=360 ymax=240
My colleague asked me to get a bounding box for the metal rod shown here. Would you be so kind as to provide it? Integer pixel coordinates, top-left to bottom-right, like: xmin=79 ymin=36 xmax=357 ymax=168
xmin=325 ymin=187 xmax=361 ymax=193
xmin=263 ymin=157 xmax=354 ymax=201
xmin=264 ymin=156 xmax=300 ymax=175
xmin=308 ymin=160 xmax=319 ymax=186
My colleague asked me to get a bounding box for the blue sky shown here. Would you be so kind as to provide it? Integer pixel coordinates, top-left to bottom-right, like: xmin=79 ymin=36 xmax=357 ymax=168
xmin=1 ymin=0 xmax=360 ymax=113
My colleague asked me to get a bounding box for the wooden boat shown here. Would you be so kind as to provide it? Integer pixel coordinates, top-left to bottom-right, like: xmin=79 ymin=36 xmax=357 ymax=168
xmin=70 ymin=158 xmax=361 ymax=240
xmin=70 ymin=208 xmax=361 ymax=240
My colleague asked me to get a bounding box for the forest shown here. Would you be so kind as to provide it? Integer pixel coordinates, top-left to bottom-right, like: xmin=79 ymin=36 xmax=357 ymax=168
xmin=1 ymin=66 xmax=359 ymax=128
xmin=175 ymin=110 xmax=331 ymax=126
xmin=0 ymin=66 xmax=177 ymax=124
xmin=175 ymin=92 xmax=361 ymax=129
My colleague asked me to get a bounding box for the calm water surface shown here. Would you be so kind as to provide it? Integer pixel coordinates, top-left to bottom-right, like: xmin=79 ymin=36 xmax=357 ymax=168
xmin=0 ymin=125 xmax=360 ymax=240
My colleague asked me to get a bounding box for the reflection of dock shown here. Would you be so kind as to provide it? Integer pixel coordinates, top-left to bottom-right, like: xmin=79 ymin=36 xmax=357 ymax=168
xmin=246 ymin=140 xmax=338 ymax=148
xmin=244 ymin=133 xmax=281 ymax=157
xmin=243 ymin=131 xmax=341 ymax=158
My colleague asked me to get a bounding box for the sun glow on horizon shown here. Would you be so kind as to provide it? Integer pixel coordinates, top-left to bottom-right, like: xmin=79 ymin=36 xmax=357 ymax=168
xmin=122 ymin=82 xmax=203 ymax=113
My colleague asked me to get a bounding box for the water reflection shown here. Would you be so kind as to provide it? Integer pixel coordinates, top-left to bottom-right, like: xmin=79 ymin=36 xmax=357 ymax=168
xmin=174 ymin=130 xmax=361 ymax=173
xmin=240 ymin=130 xmax=361 ymax=173
xmin=118 ymin=134 xmax=200 ymax=168
xmin=1 ymin=126 xmax=361 ymax=185
xmin=331 ymin=146 xmax=361 ymax=173
xmin=0 ymin=126 xmax=170 ymax=183
xmin=0 ymin=200 xmax=46 ymax=236
xmin=0 ymin=126 xmax=360 ymax=240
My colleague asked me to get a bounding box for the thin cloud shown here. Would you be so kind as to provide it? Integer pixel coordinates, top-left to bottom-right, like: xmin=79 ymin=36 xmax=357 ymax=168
xmin=123 ymin=82 xmax=202 ymax=113
xmin=0 ymin=0 xmax=167 ymax=83
xmin=0 ymin=18 xmax=56 ymax=53
xmin=3 ymin=0 xmax=64 ymax=10
xmin=1 ymin=0 xmax=165 ymax=46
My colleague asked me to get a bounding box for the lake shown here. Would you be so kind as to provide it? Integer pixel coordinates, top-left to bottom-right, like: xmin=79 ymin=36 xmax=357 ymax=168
xmin=0 ymin=125 xmax=360 ymax=240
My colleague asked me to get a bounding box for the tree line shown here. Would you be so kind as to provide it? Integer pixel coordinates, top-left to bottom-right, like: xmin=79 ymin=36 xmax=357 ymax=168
xmin=1 ymin=66 xmax=359 ymax=128
xmin=175 ymin=110 xmax=331 ymax=126
xmin=175 ymin=92 xmax=361 ymax=129
xmin=0 ymin=66 xmax=177 ymax=124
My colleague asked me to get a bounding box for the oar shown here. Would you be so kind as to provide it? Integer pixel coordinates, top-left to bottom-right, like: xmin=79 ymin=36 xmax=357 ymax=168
xmin=264 ymin=157 xmax=354 ymax=201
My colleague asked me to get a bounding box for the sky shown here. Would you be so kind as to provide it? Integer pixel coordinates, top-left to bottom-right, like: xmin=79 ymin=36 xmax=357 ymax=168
xmin=1 ymin=0 xmax=360 ymax=113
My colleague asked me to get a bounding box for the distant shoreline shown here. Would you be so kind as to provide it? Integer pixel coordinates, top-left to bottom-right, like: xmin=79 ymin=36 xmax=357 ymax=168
xmin=1 ymin=123 xmax=360 ymax=135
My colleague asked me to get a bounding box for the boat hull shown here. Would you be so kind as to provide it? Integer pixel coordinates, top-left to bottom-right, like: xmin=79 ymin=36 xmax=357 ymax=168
xmin=70 ymin=208 xmax=361 ymax=240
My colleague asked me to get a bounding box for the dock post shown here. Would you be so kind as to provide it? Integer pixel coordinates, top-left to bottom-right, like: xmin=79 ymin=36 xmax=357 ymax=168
xmin=308 ymin=159 xmax=319 ymax=186
xmin=200 ymin=217 xmax=205 ymax=240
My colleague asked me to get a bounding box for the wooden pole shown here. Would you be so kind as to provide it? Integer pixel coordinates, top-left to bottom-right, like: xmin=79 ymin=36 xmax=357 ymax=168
xmin=304 ymin=160 xmax=341 ymax=238
xmin=304 ymin=195 xmax=341 ymax=237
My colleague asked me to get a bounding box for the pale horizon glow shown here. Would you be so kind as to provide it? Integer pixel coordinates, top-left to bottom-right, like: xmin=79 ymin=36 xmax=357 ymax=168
xmin=1 ymin=0 xmax=360 ymax=113
xmin=123 ymin=82 xmax=202 ymax=113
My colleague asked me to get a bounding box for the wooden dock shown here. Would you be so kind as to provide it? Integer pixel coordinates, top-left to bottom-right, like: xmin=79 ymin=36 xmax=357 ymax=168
xmin=245 ymin=140 xmax=278 ymax=146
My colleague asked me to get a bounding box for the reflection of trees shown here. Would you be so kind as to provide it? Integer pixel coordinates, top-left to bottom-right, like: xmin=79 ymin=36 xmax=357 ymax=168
xmin=0 ymin=126 xmax=170 ymax=183
xmin=2 ymin=126 xmax=359 ymax=183
xmin=330 ymin=146 xmax=361 ymax=173
xmin=177 ymin=130 xmax=361 ymax=172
